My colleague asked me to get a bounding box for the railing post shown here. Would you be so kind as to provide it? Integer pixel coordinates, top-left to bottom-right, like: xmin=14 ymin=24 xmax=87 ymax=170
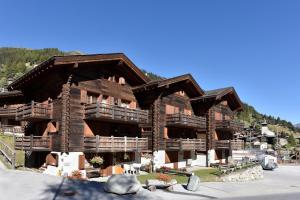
xmin=96 ymin=135 xmax=99 ymax=153
xmin=30 ymin=134 xmax=33 ymax=151
xmin=135 ymin=136 xmax=138 ymax=151
xmin=50 ymin=103 xmax=53 ymax=118
xmin=96 ymin=102 xmax=100 ymax=118
xmin=179 ymin=139 xmax=183 ymax=151
xmin=31 ymin=101 xmax=35 ymax=117
xmin=49 ymin=135 xmax=53 ymax=150
xmin=12 ymin=152 xmax=16 ymax=169
xmin=124 ymin=136 xmax=127 ymax=152
xmin=111 ymin=136 xmax=114 ymax=152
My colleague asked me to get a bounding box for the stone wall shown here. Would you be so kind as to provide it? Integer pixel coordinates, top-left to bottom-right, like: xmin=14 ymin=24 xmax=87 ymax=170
xmin=220 ymin=165 xmax=264 ymax=182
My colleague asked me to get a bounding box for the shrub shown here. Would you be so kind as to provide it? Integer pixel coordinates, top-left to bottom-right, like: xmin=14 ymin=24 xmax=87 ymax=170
xmin=69 ymin=170 xmax=83 ymax=180
xmin=90 ymin=156 xmax=104 ymax=165
xmin=156 ymin=173 xmax=172 ymax=183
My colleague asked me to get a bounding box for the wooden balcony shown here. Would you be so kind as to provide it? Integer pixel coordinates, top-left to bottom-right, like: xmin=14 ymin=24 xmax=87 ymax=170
xmin=14 ymin=135 xmax=52 ymax=151
xmin=0 ymin=125 xmax=24 ymax=135
xmin=0 ymin=107 xmax=17 ymax=117
xmin=16 ymin=101 xmax=52 ymax=121
xmin=166 ymin=113 xmax=206 ymax=129
xmin=215 ymin=120 xmax=244 ymax=131
xmin=213 ymin=139 xmax=244 ymax=150
xmin=164 ymin=138 xmax=206 ymax=151
xmin=83 ymin=136 xmax=149 ymax=153
xmin=85 ymin=103 xmax=149 ymax=124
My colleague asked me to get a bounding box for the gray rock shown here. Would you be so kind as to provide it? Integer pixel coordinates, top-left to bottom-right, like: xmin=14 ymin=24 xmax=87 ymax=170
xmin=186 ymin=175 xmax=201 ymax=191
xmin=104 ymin=174 xmax=142 ymax=195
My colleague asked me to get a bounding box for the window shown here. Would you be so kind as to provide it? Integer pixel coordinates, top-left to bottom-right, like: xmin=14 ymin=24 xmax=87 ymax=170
xmin=101 ymin=95 xmax=109 ymax=104
xmin=87 ymin=92 xmax=98 ymax=104
xmin=215 ymin=112 xmax=222 ymax=120
xmin=119 ymin=77 xmax=126 ymax=85
xmin=121 ymin=99 xmax=131 ymax=108
xmin=166 ymin=104 xmax=179 ymax=114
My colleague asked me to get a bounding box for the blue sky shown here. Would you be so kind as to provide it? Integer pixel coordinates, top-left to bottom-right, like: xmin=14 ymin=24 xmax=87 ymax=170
xmin=0 ymin=0 xmax=299 ymax=124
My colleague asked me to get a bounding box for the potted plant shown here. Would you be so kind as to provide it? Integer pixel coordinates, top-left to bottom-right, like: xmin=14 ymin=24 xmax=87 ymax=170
xmin=90 ymin=156 xmax=104 ymax=168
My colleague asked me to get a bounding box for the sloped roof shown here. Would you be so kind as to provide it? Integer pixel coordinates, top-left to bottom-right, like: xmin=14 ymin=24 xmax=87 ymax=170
xmin=191 ymin=87 xmax=243 ymax=111
xmin=133 ymin=74 xmax=204 ymax=98
xmin=0 ymin=90 xmax=25 ymax=105
xmin=0 ymin=90 xmax=23 ymax=98
xmin=8 ymin=53 xmax=150 ymax=90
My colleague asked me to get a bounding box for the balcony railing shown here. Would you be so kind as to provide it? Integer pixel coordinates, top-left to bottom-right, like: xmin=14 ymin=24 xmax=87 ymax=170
xmin=0 ymin=107 xmax=17 ymax=116
xmin=16 ymin=101 xmax=52 ymax=121
xmin=166 ymin=113 xmax=206 ymax=129
xmin=164 ymin=138 xmax=206 ymax=151
xmin=213 ymin=139 xmax=244 ymax=150
xmin=14 ymin=135 xmax=52 ymax=151
xmin=0 ymin=125 xmax=24 ymax=135
xmin=215 ymin=120 xmax=244 ymax=131
xmin=83 ymin=136 xmax=149 ymax=152
xmin=85 ymin=103 xmax=149 ymax=124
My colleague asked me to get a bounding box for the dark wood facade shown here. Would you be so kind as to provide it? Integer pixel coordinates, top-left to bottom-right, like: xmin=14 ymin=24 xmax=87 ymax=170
xmin=0 ymin=53 xmax=245 ymax=168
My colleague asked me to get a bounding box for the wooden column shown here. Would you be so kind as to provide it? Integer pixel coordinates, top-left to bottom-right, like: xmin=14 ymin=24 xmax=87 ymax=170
xmin=61 ymin=75 xmax=72 ymax=153
xmin=152 ymin=97 xmax=161 ymax=152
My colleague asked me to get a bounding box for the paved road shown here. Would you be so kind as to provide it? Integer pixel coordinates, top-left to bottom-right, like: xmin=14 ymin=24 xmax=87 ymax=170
xmin=155 ymin=165 xmax=300 ymax=200
xmin=0 ymin=169 xmax=160 ymax=200
xmin=0 ymin=165 xmax=299 ymax=200
xmin=0 ymin=159 xmax=6 ymax=169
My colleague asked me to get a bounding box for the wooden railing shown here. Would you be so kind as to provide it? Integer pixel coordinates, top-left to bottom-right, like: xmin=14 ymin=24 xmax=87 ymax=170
xmin=16 ymin=101 xmax=52 ymax=121
xmin=0 ymin=125 xmax=24 ymax=135
xmin=0 ymin=107 xmax=17 ymax=116
xmin=213 ymin=140 xmax=244 ymax=150
xmin=165 ymin=138 xmax=206 ymax=151
xmin=0 ymin=139 xmax=16 ymax=169
xmin=14 ymin=135 xmax=51 ymax=151
xmin=215 ymin=120 xmax=244 ymax=131
xmin=83 ymin=136 xmax=149 ymax=152
xmin=85 ymin=103 xmax=149 ymax=123
xmin=166 ymin=113 xmax=206 ymax=129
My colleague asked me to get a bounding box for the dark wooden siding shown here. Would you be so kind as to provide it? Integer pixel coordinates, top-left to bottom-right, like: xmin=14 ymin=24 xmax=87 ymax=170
xmin=69 ymin=86 xmax=84 ymax=152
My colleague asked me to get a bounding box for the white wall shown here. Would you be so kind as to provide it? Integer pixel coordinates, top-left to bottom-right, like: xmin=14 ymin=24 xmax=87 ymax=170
xmin=191 ymin=154 xmax=207 ymax=166
xmin=43 ymin=152 xmax=86 ymax=178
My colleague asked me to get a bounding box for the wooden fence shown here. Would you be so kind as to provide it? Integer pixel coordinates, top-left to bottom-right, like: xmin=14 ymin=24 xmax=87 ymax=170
xmin=14 ymin=135 xmax=51 ymax=151
xmin=85 ymin=103 xmax=149 ymax=123
xmin=165 ymin=138 xmax=206 ymax=151
xmin=84 ymin=136 xmax=149 ymax=152
xmin=16 ymin=101 xmax=52 ymax=121
xmin=166 ymin=113 xmax=206 ymax=129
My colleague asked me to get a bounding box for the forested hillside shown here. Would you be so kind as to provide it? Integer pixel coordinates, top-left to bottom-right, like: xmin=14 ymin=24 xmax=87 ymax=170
xmin=0 ymin=47 xmax=81 ymax=87
xmin=0 ymin=47 xmax=299 ymax=135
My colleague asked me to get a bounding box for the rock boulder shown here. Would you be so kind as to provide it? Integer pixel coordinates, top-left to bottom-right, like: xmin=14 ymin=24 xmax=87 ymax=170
xmin=104 ymin=174 xmax=141 ymax=195
xmin=186 ymin=175 xmax=200 ymax=191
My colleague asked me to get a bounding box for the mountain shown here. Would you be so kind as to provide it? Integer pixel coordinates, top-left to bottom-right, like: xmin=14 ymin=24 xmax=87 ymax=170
xmin=0 ymin=47 xmax=81 ymax=87
xmin=295 ymin=123 xmax=300 ymax=128
xmin=1 ymin=47 xmax=299 ymax=137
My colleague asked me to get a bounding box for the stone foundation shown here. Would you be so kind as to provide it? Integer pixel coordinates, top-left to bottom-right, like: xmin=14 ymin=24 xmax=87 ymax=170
xmin=220 ymin=165 xmax=264 ymax=182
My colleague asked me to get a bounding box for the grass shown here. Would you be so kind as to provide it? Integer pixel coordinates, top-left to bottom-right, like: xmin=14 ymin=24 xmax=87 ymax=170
xmin=0 ymin=134 xmax=25 ymax=167
xmin=137 ymin=168 xmax=219 ymax=184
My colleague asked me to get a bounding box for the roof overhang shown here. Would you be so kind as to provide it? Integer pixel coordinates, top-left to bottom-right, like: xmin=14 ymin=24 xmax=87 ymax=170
xmin=0 ymin=90 xmax=25 ymax=105
xmin=133 ymin=74 xmax=205 ymax=98
xmin=191 ymin=87 xmax=243 ymax=111
xmin=8 ymin=53 xmax=150 ymax=90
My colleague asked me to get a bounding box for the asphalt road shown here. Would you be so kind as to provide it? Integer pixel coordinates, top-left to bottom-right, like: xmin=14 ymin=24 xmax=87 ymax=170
xmin=0 ymin=165 xmax=299 ymax=200
xmin=0 ymin=159 xmax=6 ymax=169
xmin=154 ymin=165 xmax=300 ymax=200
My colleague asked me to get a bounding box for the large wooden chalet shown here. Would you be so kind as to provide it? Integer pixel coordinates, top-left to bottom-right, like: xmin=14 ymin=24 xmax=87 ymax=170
xmin=0 ymin=53 xmax=245 ymax=176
